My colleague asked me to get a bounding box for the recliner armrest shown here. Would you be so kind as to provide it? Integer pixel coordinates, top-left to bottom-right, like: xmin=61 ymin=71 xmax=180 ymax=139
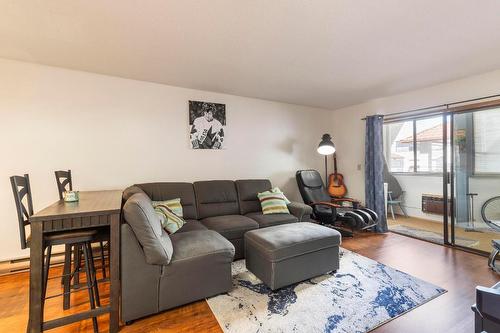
xmin=287 ymin=201 xmax=313 ymax=222
xmin=310 ymin=201 xmax=342 ymax=208
xmin=331 ymin=198 xmax=360 ymax=204
xmin=331 ymin=198 xmax=361 ymax=209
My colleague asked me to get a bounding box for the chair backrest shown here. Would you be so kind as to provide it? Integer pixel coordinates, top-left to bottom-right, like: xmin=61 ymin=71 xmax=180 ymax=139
xmin=55 ymin=170 xmax=72 ymax=200
xmin=296 ymin=170 xmax=331 ymax=205
xmin=382 ymin=160 xmax=403 ymax=199
xmin=10 ymin=174 xmax=33 ymax=249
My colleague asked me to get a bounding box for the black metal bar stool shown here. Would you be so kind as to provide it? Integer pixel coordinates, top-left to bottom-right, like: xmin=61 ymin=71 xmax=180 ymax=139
xmin=11 ymin=174 xmax=100 ymax=333
xmin=55 ymin=170 xmax=109 ymax=309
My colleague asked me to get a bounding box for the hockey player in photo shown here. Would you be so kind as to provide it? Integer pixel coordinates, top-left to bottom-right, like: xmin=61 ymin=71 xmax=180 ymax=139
xmin=190 ymin=102 xmax=224 ymax=149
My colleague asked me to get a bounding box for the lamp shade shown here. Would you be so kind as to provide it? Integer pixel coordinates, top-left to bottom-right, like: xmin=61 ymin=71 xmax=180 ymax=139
xmin=317 ymin=133 xmax=336 ymax=155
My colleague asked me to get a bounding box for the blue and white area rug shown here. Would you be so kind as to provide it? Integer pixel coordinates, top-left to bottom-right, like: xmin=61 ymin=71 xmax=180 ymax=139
xmin=207 ymin=249 xmax=446 ymax=333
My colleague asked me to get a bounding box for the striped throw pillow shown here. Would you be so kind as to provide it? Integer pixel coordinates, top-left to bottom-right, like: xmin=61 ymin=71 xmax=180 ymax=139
xmin=153 ymin=202 xmax=186 ymax=234
xmin=270 ymin=187 xmax=291 ymax=204
xmin=257 ymin=191 xmax=290 ymax=215
xmin=152 ymin=198 xmax=183 ymax=217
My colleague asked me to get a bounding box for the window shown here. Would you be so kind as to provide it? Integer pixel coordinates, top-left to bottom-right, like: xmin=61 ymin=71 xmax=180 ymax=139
xmin=474 ymin=107 xmax=500 ymax=174
xmin=383 ymin=116 xmax=444 ymax=173
xmin=384 ymin=121 xmax=414 ymax=172
xmin=416 ymin=117 xmax=443 ymax=172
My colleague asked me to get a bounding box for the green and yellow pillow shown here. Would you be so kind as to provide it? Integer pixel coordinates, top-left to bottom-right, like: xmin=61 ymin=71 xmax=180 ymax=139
xmin=153 ymin=198 xmax=183 ymax=217
xmin=269 ymin=187 xmax=291 ymax=204
xmin=257 ymin=188 xmax=290 ymax=215
xmin=152 ymin=198 xmax=185 ymax=234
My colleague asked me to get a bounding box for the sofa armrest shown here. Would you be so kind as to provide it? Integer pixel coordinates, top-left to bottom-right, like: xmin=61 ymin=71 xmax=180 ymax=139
xmin=121 ymin=223 xmax=162 ymax=322
xmin=288 ymin=201 xmax=313 ymax=221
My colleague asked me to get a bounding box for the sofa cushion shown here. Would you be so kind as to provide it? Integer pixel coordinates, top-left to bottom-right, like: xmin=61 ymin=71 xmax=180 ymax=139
xmin=177 ymin=220 xmax=208 ymax=233
xmin=136 ymin=183 xmax=198 ymax=220
xmin=235 ymin=179 xmax=272 ymax=214
xmin=123 ymin=193 xmax=174 ymax=265
xmin=194 ymin=180 xmax=239 ymax=218
xmin=169 ymin=230 xmax=235 ymax=263
xmin=200 ymin=215 xmax=259 ymax=240
xmin=245 ymin=211 xmax=298 ymax=228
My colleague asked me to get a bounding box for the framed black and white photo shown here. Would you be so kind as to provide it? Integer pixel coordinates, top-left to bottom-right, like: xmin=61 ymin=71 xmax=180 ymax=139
xmin=189 ymin=100 xmax=226 ymax=149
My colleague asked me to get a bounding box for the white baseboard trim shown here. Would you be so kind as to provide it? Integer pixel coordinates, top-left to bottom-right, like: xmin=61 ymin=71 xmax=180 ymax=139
xmin=0 ymin=244 xmax=107 ymax=276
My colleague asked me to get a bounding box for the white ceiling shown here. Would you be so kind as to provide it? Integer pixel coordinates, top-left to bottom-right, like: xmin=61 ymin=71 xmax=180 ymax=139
xmin=2 ymin=1 xmax=500 ymax=109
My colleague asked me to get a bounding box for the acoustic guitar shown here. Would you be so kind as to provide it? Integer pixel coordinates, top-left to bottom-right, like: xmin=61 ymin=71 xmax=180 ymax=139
xmin=328 ymin=153 xmax=348 ymax=198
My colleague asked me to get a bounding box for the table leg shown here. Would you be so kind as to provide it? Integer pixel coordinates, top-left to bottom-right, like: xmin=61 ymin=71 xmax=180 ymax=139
xmin=109 ymin=214 xmax=121 ymax=332
xmin=28 ymin=222 xmax=44 ymax=333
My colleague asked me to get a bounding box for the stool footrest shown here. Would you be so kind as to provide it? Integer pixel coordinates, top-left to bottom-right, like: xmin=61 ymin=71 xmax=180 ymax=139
xmin=42 ymin=306 xmax=110 ymax=330
xmin=45 ymin=284 xmax=95 ymax=300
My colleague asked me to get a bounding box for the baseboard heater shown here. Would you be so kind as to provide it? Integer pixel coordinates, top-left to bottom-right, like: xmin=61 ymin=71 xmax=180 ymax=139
xmin=0 ymin=245 xmax=107 ymax=276
xmin=421 ymin=194 xmax=451 ymax=216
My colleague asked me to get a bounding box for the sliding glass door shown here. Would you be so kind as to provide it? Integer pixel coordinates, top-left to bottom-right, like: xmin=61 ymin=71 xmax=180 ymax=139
xmin=450 ymin=107 xmax=500 ymax=253
xmin=383 ymin=106 xmax=500 ymax=254
xmin=384 ymin=116 xmax=446 ymax=244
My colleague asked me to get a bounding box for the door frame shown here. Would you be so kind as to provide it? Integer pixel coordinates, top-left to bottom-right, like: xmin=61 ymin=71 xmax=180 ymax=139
xmin=443 ymin=112 xmax=450 ymax=245
xmin=444 ymin=108 xmax=495 ymax=256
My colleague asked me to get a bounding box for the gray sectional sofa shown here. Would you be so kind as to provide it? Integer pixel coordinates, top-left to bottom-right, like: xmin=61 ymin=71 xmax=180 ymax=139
xmin=120 ymin=179 xmax=312 ymax=323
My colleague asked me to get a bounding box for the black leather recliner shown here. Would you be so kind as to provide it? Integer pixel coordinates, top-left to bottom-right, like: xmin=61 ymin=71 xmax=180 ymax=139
xmin=296 ymin=170 xmax=378 ymax=236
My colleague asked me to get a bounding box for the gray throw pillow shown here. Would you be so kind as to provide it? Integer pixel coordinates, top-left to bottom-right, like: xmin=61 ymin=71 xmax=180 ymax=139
xmin=123 ymin=192 xmax=174 ymax=265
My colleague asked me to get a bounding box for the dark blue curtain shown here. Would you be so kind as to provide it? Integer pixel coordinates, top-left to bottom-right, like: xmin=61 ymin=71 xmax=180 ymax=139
xmin=365 ymin=115 xmax=388 ymax=233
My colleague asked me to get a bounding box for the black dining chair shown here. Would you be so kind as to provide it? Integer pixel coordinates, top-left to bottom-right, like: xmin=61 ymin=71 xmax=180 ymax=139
xmin=56 ymin=170 xmax=83 ymax=289
xmin=54 ymin=169 xmax=72 ymax=200
xmin=11 ymin=174 xmax=100 ymax=332
xmin=55 ymin=170 xmax=109 ymax=288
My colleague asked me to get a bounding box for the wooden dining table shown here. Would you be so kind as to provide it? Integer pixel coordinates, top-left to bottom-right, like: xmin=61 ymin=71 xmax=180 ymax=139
xmin=28 ymin=190 xmax=123 ymax=333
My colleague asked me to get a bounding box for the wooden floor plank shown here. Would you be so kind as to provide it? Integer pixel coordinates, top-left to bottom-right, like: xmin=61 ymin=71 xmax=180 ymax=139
xmin=0 ymin=232 xmax=497 ymax=332
xmin=388 ymin=214 xmax=500 ymax=252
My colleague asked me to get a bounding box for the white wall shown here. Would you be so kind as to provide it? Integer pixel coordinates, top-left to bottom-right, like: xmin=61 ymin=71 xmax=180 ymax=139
xmin=388 ymin=175 xmax=500 ymax=228
xmin=0 ymin=58 xmax=333 ymax=261
xmin=392 ymin=174 xmax=443 ymax=222
xmin=468 ymin=177 xmax=500 ymax=229
xmin=330 ymin=69 xmax=500 ymax=203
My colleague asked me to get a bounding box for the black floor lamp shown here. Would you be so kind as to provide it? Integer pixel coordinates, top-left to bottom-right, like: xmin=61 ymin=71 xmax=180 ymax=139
xmin=317 ymin=134 xmax=336 ymax=186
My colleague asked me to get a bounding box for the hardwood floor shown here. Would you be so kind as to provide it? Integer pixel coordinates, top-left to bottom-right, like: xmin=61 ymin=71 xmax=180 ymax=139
xmin=343 ymin=232 xmax=498 ymax=332
xmin=388 ymin=214 xmax=500 ymax=253
xmin=0 ymin=232 xmax=498 ymax=332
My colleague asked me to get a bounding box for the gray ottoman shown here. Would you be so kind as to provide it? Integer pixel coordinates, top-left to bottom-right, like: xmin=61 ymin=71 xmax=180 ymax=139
xmin=244 ymin=222 xmax=341 ymax=290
